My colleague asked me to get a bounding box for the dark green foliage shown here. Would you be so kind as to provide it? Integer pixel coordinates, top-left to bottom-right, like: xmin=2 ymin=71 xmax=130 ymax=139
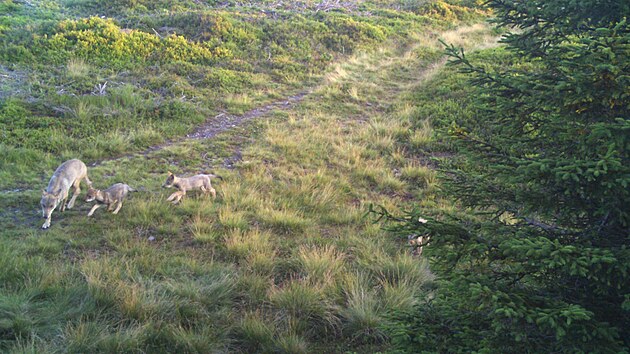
xmin=382 ymin=0 xmax=630 ymax=353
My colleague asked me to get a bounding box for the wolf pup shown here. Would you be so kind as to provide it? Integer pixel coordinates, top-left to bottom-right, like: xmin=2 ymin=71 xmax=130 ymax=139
xmin=85 ymin=183 xmax=135 ymax=216
xmin=41 ymin=159 xmax=92 ymax=229
xmin=162 ymin=171 xmax=221 ymax=204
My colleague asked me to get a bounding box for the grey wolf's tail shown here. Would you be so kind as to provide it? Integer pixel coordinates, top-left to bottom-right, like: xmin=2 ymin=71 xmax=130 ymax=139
xmin=206 ymin=173 xmax=223 ymax=181
xmin=127 ymin=186 xmax=137 ymax=192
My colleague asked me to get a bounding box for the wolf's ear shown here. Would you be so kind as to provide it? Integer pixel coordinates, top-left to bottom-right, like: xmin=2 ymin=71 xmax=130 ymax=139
xmin=167 ymin=171 xmax=173 ymax=176
xmin=42 ymin=189 xmax=48 ymax=196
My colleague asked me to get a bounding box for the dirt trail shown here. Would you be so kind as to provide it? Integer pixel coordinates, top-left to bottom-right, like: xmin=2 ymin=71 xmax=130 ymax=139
xmin=90 ymin=91 xmax=310 ymax=167
xmin=90 ymin=24 xmax=499 ymax=168
xmin=186 ymin=92 xmax=309 ymax=140
xmin=4 ymin=23 xmax=501 ymax=181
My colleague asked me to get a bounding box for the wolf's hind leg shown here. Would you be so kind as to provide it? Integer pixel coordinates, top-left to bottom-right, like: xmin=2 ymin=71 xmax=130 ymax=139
xmin=203 ymin=180 xmax=216 ymax=199
xmin=112 ymin=201 xmax=123 ymax=214
xmin=84 ymin=175 xmax=92 ymax=188
xmin=201 ymin=186 xmax=215 ymax=198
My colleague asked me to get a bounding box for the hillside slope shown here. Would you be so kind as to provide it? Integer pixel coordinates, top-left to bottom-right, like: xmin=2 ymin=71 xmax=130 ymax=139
xmin=0 ymin=1 xmax=494 ymax=352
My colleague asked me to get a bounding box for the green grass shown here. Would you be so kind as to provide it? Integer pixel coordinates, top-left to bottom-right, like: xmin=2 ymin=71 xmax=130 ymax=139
xmin=0 ymin=0 xmax=496 ymax=351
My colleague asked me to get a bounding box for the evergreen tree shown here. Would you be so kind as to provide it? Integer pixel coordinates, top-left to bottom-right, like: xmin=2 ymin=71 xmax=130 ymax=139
xmin=383 ymin=0 xmax=630 ymax=352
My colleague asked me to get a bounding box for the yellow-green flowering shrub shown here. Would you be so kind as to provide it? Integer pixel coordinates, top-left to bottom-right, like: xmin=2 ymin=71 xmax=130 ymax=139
xmin=42 ymin=17 xmax=229 ymax=68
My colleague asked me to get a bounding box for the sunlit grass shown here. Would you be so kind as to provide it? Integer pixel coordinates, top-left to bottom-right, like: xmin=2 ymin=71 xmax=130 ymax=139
xmin=297 ymin=244 xmax=345 ymax=286
xmin=66 ymin=58 xmax=90 ymax=78
xmin=0 ymin=17 xmax=496 ymax=353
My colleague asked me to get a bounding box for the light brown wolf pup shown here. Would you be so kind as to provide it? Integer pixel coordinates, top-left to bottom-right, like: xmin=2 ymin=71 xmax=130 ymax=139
xmin=162 ymin=171 xmax=221 ymax=204
xmin=85 ymin=183 xmax=135 ymax=216
xmin=41 ymin=159 xmax=92 ymax=229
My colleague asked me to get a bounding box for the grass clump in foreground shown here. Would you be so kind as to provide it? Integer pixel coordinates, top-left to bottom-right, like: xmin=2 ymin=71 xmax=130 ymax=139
xmin=0 ymin=2 xmax=495 ymax=353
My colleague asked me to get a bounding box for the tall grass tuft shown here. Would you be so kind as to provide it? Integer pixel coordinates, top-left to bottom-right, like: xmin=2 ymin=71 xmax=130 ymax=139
xmin=400 ymin=163 xmax=436 ymax=189
xmin=69 ymin=100 xmax=95 ymax=120
xmin=224 ymin=228 xmax=274 ymax=261
xmin=62 ymin=321 xmax=106 ymax=353
xmin=218 ymin=205 xmax=249 ymax=230
xmin=340 ymin=272 xmax=387 ymax=344
xmin=246 ymin=247 xmax=278 ymax=275
xmin=376 ymin=253 xmax=434 ymax=287
xmin=237 ymin=312 xmax=276 ymax=352
xmin=189 ymin=212 xmax=219 ymax=243
xmin=268 ymin=280 xmax=339 ymax=337
xmin=380 ymin=277 xmax=421 ymax=313
xmin=409 ymin=119 xmax=433 ymax=149
xmin=297 ymin=245 xmax=345 ymax=286
xmin=273 ymin=333 xmax=309 ymax=354
xmin=66 ymin=58 xmax=90 ymax=78
xmin=258 ymin=207 xmax=311 ymax=234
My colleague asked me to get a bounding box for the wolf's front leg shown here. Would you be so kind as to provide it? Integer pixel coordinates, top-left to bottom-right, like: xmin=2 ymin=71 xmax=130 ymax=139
xmin=176 ymin=190 xmax=186 ymax=204
xmin=41 ymin=203 xmax=56 ymax=229
xmin=87 ymin=204 xmax=101 ymax=217
xmin=168 ymin=191 xmax=185 ymax=204
xmin=167 ymin=192 xmax=178 ymax=202
xmin=67 ymin=182 xmax=81 ymax=209
xmin=59 ymin=196 xmax=68 ymax=212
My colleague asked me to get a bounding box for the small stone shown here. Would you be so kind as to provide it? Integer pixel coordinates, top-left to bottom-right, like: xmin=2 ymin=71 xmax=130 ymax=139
xmin=148 ymin=236 xmax=156 ymax=242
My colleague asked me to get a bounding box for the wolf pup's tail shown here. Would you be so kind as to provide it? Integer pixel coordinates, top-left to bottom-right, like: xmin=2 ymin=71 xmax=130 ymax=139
xmin=205 ymin=173 xmax=223 ymax=181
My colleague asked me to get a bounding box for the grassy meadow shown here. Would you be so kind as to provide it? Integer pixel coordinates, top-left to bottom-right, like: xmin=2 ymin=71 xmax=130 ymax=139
xmin=0 ymin=0 xmax=496 ymax=352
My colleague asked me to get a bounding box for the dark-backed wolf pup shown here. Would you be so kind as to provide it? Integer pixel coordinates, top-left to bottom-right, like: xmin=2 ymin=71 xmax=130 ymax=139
xmin=41 ymin=159 xmax=92 ymax=229
xmin=162 ymin=171 xmax=221 ymax=204
xmin=85 ymin=183 xmax=135 ymax=216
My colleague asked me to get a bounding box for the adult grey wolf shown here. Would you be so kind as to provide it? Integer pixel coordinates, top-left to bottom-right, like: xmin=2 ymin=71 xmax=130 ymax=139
xmin=85 ymin=183 xmax=135 ymax=216
xmin=162 ymin=171 xmax=221 ymax=204
xmin=41 ymin=159 xmax=92 ymax=229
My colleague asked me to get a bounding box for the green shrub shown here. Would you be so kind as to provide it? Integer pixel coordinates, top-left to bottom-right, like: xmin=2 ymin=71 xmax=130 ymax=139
xmin=37 ymin=17 xmax=229 ymax=68
xmin=205 ymin=69 xmax=252 ymax=93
